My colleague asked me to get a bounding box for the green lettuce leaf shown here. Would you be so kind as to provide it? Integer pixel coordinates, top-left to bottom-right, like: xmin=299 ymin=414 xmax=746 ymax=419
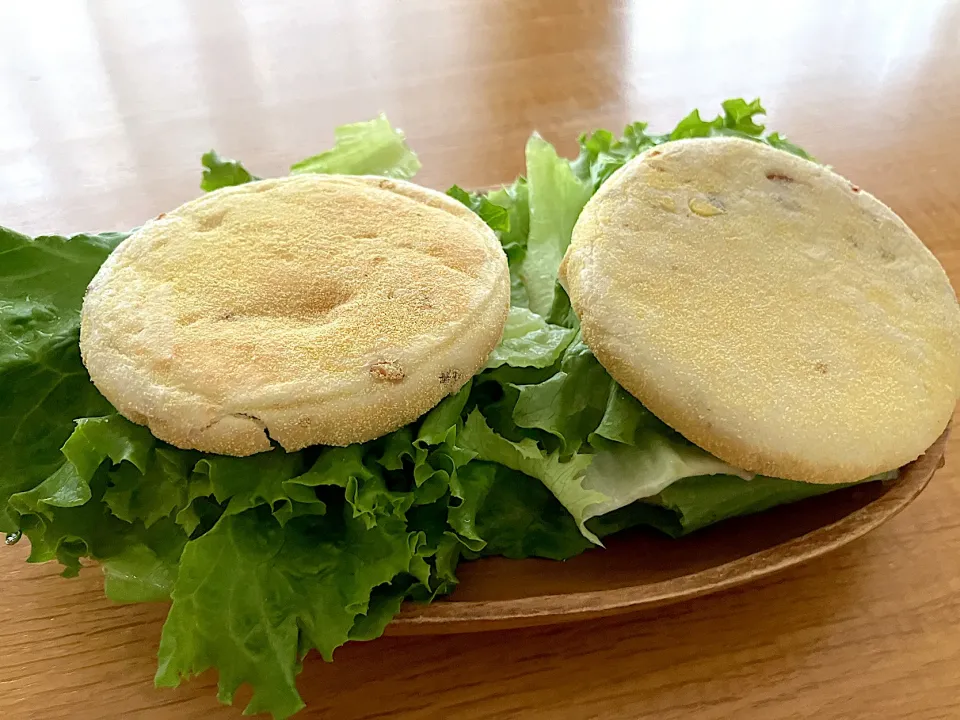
xmin=458 ymin=398 xmax=751 ymax=545
xmin=488 ymin=179 xmax=532 ymax=307
xmin=571 ymin=97 xmax=812 ymax=191
xmin=155 ymin=507 xmax=421 ymax=718
xmin=0 ymin=227 xmax=128 ymax=531
xmin=203 ymin=114 xmax=420 ymax=195
xmin=101 ymin=537 xmax=184 ymax=603
xmin=8 ymin=415 xmax=189 ymax=580
xmin=458 ymin=410 xmax=604 ymax=542
xmin=10 ymin=400 xmax=471 ymax=717
xmin=485 ymin=306 xmax=575 ymax=370
xmin=570 ymin=121 xmax=662 ymax=190
xmin=463 ymin=462 xmax=592 ymax=561
xmin=200 ymin=150 xmax=259 ymax=191
xmin=487 ymin=179 xmax=530 ymax=256
xmin=348 ymin=581 xmax=410 ymax=642
xmin=518 ymin=134 xmax=592 ymax=316
xmin=289 ymin=114 xmax=421 ymax=178
xmin=105 ymin=447 xmax=194 ymax=529
xmin=200 ymin=452 xmax=309 ymax=521
xmin=650 ymin=469 xmax=896 ymax=536
xmin=578 ymin=432 xmax=752 ymax=524
xmin=765 ymin=132 xmax=814 ymax=160
xmin=512 ymin=333 xmax=614 ymax=454
xmin=446 ymin=185 xmax=509 ymax=235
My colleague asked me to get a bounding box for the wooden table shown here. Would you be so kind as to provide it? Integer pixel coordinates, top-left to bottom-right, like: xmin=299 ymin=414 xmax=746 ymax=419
xmin=3 ymin=1 xmax=959 ymax=718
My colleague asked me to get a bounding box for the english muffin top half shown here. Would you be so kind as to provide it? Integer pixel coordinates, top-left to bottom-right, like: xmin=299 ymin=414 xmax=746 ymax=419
xmin=560 ymin=137 xmax=960 ymax=484
xmin=80 ymin=174 xmax=510 ymax=456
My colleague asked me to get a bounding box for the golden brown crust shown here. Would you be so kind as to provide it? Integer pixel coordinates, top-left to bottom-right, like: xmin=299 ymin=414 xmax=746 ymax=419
xmin=560 ymin=138 xmax=960 ymax=483
xmin=80 ymin=174 xmax=510 ymax=455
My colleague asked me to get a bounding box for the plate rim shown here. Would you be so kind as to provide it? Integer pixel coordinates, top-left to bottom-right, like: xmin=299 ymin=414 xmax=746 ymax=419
xmin=388 ymin=425 xmax=949 ymax=634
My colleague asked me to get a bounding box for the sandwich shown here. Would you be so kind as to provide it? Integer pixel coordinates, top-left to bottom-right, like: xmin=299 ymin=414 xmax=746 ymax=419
xmin=2 ymin=100 xmax=956 ymax=718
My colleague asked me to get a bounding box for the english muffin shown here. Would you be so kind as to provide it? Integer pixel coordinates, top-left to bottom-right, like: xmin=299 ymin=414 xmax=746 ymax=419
xmin=81 ymin=174 xmax=510 ymax=455
xmin=560 ymin=137 xmax=960 ymax=483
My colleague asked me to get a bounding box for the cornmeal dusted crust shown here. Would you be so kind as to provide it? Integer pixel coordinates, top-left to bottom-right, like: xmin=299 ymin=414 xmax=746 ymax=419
xmin=81 ymin=174 xmax=510 ymax=455
xmin=560 ymin=137 xmax=960 ymax=483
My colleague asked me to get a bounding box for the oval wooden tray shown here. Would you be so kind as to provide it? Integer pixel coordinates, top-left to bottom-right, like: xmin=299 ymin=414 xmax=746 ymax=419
xmin=388 ymin=426 xmax=949 ymax=635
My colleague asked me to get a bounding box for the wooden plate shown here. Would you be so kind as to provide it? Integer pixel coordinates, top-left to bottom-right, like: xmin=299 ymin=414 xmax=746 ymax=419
xmin=388 ymin=426 xmax=949 ymax=635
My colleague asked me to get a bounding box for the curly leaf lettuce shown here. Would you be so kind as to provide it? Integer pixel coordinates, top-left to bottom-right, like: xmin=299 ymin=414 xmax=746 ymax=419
xmin=446 ymin=185 xmax=510 ymax=235
xmin=459 ymin=462 xmax=592 ymax=561
xmin=10 ymin=406 xmax=473 ymax=715
xmin=0 ymin=227 xmax=128 ymax=531
xmin=201 ymin=150 xmax=259 ymax=191
xmin=519 ymin=134 xmax=592 ymax=316
xmin=579 ymin=431 xmax=753 ymax=522
xmin=571 ymin=97 xmax=812 ymax=191
xmin=155 ymin=508 xmax=422 ymax=718
xmin=290 ymin=114 xmax=421 ymax=178
xmin=458 ymin=410 xmax=605 ymax=542
xmin=203 ymin=114 xmax=420 ymax=194
xmin=485 ymin=306 xmax=576 ymax=370
xmin=512 ymin=334 xmax=614 ymax=454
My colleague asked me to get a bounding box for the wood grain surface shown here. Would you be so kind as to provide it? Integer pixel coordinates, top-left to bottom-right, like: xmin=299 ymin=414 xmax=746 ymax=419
xmin=3 ymin=1 xmax=960 ymax=719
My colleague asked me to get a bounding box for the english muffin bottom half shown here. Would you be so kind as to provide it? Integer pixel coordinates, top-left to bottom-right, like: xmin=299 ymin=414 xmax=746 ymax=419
xmin=560 ymin=137 xmax=960 ymax=484
xmin=80 ymin=174 xmax=510 ymax=456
